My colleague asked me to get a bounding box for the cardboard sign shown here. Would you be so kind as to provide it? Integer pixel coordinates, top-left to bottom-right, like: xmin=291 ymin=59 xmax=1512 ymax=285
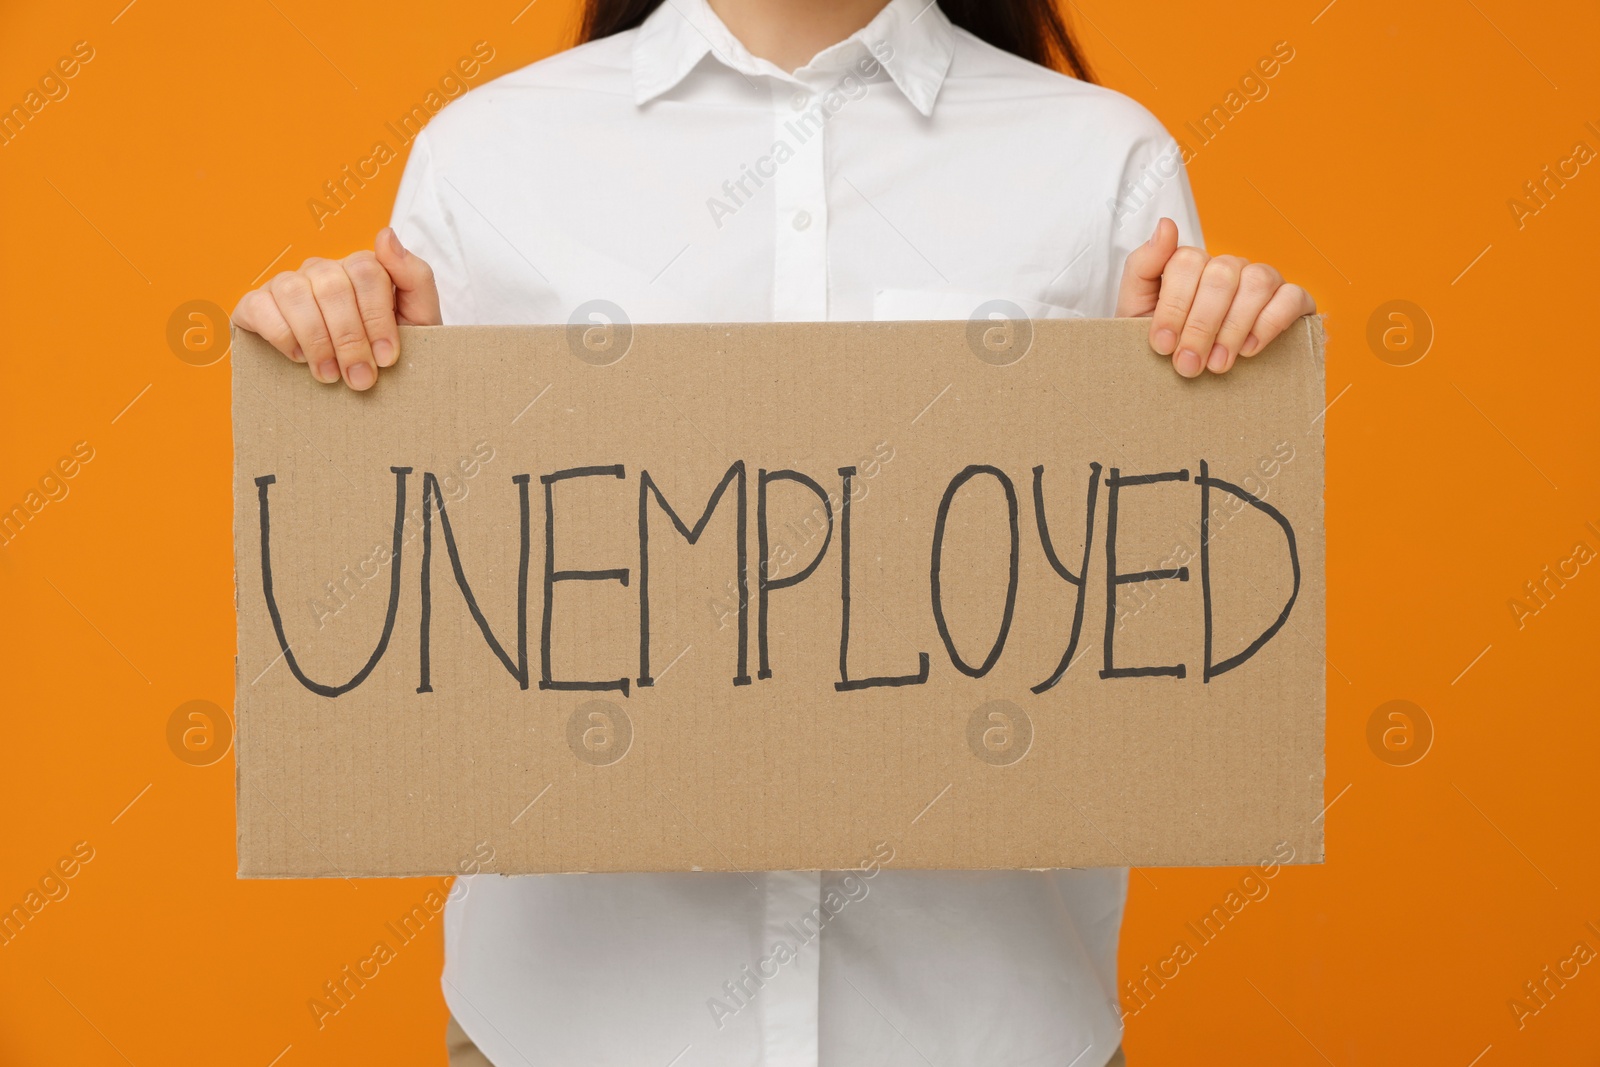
xmin=233 ymin=318 xmax=1326 ymax=877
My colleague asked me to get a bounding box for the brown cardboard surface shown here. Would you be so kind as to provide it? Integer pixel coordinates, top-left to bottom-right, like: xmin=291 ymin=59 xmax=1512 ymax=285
xmin=232 ymin=318 xmax=1325 ymax=877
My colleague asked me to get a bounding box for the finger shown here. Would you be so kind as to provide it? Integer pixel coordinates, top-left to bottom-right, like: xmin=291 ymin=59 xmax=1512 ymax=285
xmin=1149 ymin=246 xmax=1207 ymax=369
xmin=233 ymin=289 xmax=302 ymax=362
xmin=1175 ymin=255 xmax=1244 ymax=375
xmin=375 ymin=227 xmax=442 ymax=326
xmin=344 ymin=249 xmax=399 ymax=368
xmin=1115 ymin=217 xmax=1179 ymax=318
xmin=305 ymin=260 xmax=377 ymax=390
xmin=1210 ymin=263 xmax=1282 ymax=372
xmin=268 ymin=270 xmax=339 ymax=384
xmin=1239 ymin=283 xmax=1317 ymax=358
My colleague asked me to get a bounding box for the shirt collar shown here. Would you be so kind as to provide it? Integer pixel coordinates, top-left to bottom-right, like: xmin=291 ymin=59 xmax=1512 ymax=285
xmin=632 ymin=0 xmax=956 ymax=117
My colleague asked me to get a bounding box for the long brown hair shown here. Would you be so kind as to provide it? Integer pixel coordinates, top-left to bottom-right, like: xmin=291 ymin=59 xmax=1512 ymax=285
xmin=578 ymin=0 xmax=1095 ymax=82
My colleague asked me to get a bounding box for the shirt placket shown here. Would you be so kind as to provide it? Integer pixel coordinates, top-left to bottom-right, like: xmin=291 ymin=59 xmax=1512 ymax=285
xmin=759 ymin=869 xmax=824 ymax=1067
xmin=770 ymin=77 xmax=829 ymax=321
xmin=746 ymin=73 xmax=828 ymax=1067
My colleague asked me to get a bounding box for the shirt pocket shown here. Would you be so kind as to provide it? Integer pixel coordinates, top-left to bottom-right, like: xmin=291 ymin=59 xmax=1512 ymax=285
xmin=870 ymin=288 xmax=1088 ymax=322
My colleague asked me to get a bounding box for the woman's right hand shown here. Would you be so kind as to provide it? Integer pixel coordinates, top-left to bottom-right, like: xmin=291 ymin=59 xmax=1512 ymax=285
xmin=232 ymin=227 xmax=441 ymax=391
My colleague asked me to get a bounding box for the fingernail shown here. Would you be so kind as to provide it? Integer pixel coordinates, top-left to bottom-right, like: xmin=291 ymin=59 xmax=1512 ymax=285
xmin=1153 ymin=328 xmax=1176 ymax=355
xmin=1241 ymin=333 xmax=1261 ymax=356
xmin=373 ymin=338 xmax=395 ymax=367
xmin=291 ymin=345 xmax=305 ymax=363
xmin=388 ymin=228 xmax=407 ymax=255
xmin=347 ymin=362 xmax=375 ymax=390
xmin=316 ymin=358 xmax=339 ymax=383
xmin=1207 ymin=343 xmax=1229 ymax=372
xmin=1175 ymin=349 xmax=1202 ymax=378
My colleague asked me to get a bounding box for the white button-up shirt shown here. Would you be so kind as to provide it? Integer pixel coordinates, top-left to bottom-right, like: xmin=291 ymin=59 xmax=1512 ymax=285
xmin=392 ymin=1 xmax=1203 ymax=1064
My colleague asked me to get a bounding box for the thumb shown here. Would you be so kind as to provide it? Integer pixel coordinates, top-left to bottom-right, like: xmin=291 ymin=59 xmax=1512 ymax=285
xmin=1116 ymin=217 xmax=1179 ymax=317
xmin=375 ymin=227 xmax=443 ymax=326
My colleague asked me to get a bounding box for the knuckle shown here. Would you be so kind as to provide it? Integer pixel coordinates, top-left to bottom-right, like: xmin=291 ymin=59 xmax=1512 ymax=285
xmin=1201 ymin=258 xmax=1242 ymax=291
xmin=287 ymin=304 xmax=329 ymax=344
xmin=1257 ymin=307 xmax=1291 ymax=333
xmin=304 ymin=260 xmax=347 ymax=290
xmin=1167 ymin=247 xmax=1207 ymax=273
xmin=1241 ymin=262 xmax=1280 ymax=293
xmin=271 ymin=273 xmax=312 ymax=306
xmin=345 ymin=256 xmax=388 ymax=289
xmin=327 ymin=319 xmax=369 ymax=352
xmin=245 ymin=301 xmax=277 ymax=332
xmin=299 ymin=324 xmax=333 ymax=352
xmin=1155 ymin=281 xmax=1191 ymax=312
xmin=1154 ymin=298 xmax=1188 ymax=323
xmin=360 ymin=306 xmax=396 ymax=332
xmin=1219 ymin=307 xmax=1254 ymax=335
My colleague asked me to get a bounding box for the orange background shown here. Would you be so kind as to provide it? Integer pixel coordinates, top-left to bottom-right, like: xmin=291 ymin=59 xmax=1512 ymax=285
xmin=2 ymin=0 xmax=1597 ymax=1063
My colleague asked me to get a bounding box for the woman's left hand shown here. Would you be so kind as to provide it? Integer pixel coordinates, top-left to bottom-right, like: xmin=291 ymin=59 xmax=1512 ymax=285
xmin=1116 ymin=217 xmax=1316 ymax=378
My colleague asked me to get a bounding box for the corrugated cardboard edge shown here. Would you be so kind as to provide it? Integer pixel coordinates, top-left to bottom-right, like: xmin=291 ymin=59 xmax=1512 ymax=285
xmin=1308 ymin=313 xmax=1328 ymax=865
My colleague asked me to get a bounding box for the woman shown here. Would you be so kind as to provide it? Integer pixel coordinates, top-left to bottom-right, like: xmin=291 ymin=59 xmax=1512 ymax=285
xmin=234 ymin=1 xmax=1315 ymax=1063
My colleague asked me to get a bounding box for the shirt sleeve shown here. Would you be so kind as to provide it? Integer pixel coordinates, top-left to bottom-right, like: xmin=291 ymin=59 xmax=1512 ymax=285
xmin=1104 ymin=129 xmax=1206 ymax=310
xmin=390 ymin=130 xmax=478 ymax=325
xmin=1114 ymin=131 xmax=1205 ymax=249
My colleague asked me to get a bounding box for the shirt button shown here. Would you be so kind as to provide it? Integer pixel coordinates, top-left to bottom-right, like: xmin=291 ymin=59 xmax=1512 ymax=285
xmin=791 ymin=91 xmax=810 ymax=111
xmin=792 ymin=210 xmax=812 ymax=231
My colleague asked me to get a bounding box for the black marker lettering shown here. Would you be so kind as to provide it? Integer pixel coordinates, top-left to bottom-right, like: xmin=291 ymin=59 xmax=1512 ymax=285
xmin=1101 ymin=468 xmax=1190 ymax=680
xmin=836 ymin=466 xmax=929 ymax=691
xmin=930 ymin=465 xmax=1019 ymax=679
xmin=417 ymin=472 xmax=531 ymax=694
xmin=1198 ymin=459 xmax=1301 ymax=681
xmin=638 ymin=462 xmax=749 ymax=687
xmin=1030 ymin=462 xmax=1102 ymax=693
xmin=541 ymin=465 xmax=630 ymax=695
xmin=256 ymin=467 xmax=410 ymax=698
xmin=756 ymin=469 xmax=833 ymax=680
